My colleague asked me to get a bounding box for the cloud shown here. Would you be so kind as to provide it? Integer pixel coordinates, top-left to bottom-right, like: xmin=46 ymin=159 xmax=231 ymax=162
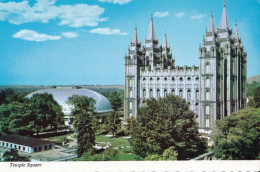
xmin=62 ymin=32 xmax=78 ymax=38
xmin=98 ymin=0 xmax=132 ymax=5
xmin=154 ymin=11 xmax=170 ymax=18
xmin=190 ymin=14 xmax=205 ymax=20
xmin=90 ymin=27 xmax=128 ymax=35
xmin=175 ymin=12 xmax=184 ymax=18
xmin=13 ymin=29 xmax=61 ymax=42
xmin=0 ymin=0 xmax=107 ymax=27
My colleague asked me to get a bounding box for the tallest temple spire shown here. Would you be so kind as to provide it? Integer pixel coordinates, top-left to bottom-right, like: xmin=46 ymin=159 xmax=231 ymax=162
xmin=219 ymin=0 xmax=229 ymax=29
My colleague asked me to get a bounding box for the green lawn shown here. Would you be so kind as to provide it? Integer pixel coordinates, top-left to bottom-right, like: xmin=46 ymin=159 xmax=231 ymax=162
xmin=95 ymin=135 xmax=130 ymax=147
xmin=117 ymin=148 xmax=140 ymax=161
xmin=44 ymin=133 xmax=73 ymax=143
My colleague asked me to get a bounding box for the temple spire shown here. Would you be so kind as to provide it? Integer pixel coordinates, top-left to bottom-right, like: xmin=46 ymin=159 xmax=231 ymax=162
xmin=162 ymin=33 xmax=168 ymax=48
xmin=146 ymin=16 xmax=156 ymax=40
xmin=208 ymin=11 xmax=215 ymax=32
xmin=234 ymin=22 xmax=239 ymax=40
xmin=132 ymin=26 xmax=139 ymax=44
xmin=220 ymin=0 xmax=229 ymax=29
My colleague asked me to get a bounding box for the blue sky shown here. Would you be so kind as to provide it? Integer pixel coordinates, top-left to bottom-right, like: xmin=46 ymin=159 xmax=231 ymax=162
xmin=0 ymin=0 xmax=259 ymax=85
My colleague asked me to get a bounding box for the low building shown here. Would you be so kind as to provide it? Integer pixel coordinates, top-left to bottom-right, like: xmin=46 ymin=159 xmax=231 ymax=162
xmin=0 ymin=135 xmax=55 ymax=154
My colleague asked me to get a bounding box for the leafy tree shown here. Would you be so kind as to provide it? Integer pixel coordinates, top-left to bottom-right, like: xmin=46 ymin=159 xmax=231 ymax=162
xmin=1 ymin=149 xmax=30 ymax=162
xmin=123 ymin=117 xmax=135 ymax=136
xmin=0 ymin=102 xmax=35 ymax=136
xmin=129 ymin=95 xmax=205 ymax=160
xmin=103 ymin=147 xmax=119 ymax=161
xmin=0 ymin=89 xmax=26 ymax=105
xmin=214 ymin=108 xmax=260 ymax=160
xmin=108 ymin=91 xmax=123 ymax=111
xmin=144 ymin=154 xmax=162 ymax=161
xmin=104 ymin=112 xmax=121 ymax=137
xmin=67 ymin=95 xmax=96 ymax=157
xmin=29 ymin=93 xmax=64 ymax=134
xmin=144 ymin=146 xmax=178 ymax=161
xmin=160 ymin=146 xmax=178 ymax=160
xmin=247 ymin=81 xmax=260 ymax=97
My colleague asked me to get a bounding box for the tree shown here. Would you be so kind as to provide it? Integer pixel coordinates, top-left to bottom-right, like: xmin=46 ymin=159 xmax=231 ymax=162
xmin=144 ymin=146 xmax=178 ymax=161
xmin=247 ymin=81 xmax=260 ymax=108
xmin=214 ymin=108 xmax=260 ymax=160
xmin=0 ymin=102 xmax=35 ymax=136
xmin=103 ymin=147 xmax=119 ymax=161
xmin=91 ymin=117 xmax=101 ymax=132
xmin=29 ymin=93 xmax=64 ymax=134
xmin=1 ymin=149 xmax=30 ymax=162
xmin=0 ymin=89 xmax=26 ymax=105
xmin=104 ymin=112 xmax=121 ymax=137
xmin=129 ymin=95 xmax=205 ymax=160
xmin=123 ymin=117 xmax=135 ymax=136
xmin=108 ymin=91 xmax=123 ymax=111
xmin=67 ymin=95 xmax=96 ymax=157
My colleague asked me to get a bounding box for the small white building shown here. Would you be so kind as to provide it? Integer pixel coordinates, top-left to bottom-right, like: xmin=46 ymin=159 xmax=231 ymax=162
xmin=0 ymin=135 xmax=55 ymax=154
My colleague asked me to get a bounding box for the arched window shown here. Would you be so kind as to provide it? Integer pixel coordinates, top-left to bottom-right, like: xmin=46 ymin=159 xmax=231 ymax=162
xmin=206 ymin=62 xmax=210 ymax=73
xmin=129 ymin=90 xmax=133 ymax=97
xmin=164 ymin=89 xmax=167 ymax=97
xmin=172 ymin=77 xmax=175 ymax=81
xmin=143 ymin=78 xmax=146 ymax=81
xmin=196 ymin=77 xmax=199 ymax=81
xmin=206 ymin=106 xmax=210 ymax=115
xmin=164 ymin=77 xmax=167 ymax=81
xmin=150 ymin=77 xmax=153 ymax=82
xmin=129 ymin=102 xmax=133 ymax=110
xmin=157 ymin=77 xmax=160 ymax=81
xmin=157 ymin=89 xmax=160 ymax=98
xmin=206 ymin=79 xmax=210 ymax=87
xmin=143 ymin=89 xmax=146 ymax=98
xmin=171 ymin=89 xmax=175 ymax=95
xmin=187 ymin=90 xmax=191 ymax=100
xmin=179 ymin=77 xmax=183 ymax=82
xmin=196 ymin=90 xmax=199 ymax=100
xmin=206 ymin=91 xmax=210 ymax=101
xmin=187 ymin=77 xmax=191 ymax=81
xmin=150 ymin=89 xmax=153 ymax=97
xmin=179 ymin=89 xmax=183 ymax=98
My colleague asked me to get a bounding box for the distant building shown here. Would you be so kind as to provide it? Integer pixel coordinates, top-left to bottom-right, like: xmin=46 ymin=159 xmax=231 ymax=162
xmin=124 ymin=2 xmax=247 ymax=133
xmin=0 ymin=135 xmax=55 ymax=154
xmin=27 ymin=87 xmax=113 ymax=126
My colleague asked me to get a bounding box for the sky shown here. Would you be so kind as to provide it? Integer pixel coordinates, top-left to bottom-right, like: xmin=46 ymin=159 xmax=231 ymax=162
xmin=0 ymin=0 xmax=259 ymax=86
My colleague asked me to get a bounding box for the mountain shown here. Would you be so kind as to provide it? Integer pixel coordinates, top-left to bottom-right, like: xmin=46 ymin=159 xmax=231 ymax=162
xmin=247 ymin=75 xmax=260 ymax=84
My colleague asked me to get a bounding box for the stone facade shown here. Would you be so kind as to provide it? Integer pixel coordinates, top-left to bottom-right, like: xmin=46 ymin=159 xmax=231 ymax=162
xmin=124 ymin=2 xmax=247 ymax=133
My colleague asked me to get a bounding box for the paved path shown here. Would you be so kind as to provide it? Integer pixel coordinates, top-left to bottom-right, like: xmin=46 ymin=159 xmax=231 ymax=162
xmin=67 ymin=133 xmax=77 ymax=148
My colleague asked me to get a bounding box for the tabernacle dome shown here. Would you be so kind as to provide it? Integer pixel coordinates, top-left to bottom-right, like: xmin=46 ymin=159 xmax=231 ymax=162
xmin=26 ymin=87 xmax=113 ymax=126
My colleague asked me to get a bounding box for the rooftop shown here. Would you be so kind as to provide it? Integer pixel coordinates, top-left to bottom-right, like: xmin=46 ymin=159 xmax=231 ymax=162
xmin=0 ymin=135 xmax=54 ymax=147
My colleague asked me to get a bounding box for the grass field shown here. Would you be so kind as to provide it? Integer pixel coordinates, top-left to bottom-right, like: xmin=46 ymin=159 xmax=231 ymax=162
xmin=95 ymin=135 xmax=130 ymax=147
xmin=44 ymin=133 xmax=73 ymax=143
xmin=117 ymin=148 xmax=141 ymax=161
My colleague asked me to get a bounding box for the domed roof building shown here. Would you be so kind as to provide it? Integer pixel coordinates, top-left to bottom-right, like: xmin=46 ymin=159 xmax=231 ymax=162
xmin=27 ymin=87 xmax=113 ymax=126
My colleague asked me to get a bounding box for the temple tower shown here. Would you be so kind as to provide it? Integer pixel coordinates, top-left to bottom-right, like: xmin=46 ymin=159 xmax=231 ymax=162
xmin=124 ymin=27 xmax=142 ymax=120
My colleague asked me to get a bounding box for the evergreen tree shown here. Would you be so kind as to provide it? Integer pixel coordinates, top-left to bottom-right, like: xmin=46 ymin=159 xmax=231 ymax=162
xmin=67 ymin=95 xmax=96 ymax=157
